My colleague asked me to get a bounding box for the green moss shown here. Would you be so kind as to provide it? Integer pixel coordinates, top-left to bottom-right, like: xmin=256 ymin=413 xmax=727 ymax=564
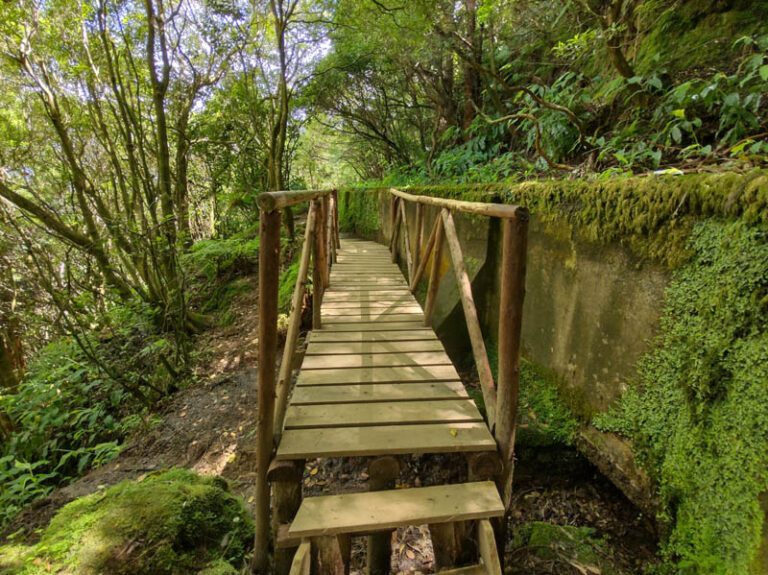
xmin=594 ymin=220 xmax=768 ymax=573
xmin=0 ymin=469 xmax=254 ymax=575
xmin=340 ymin=170 xmax=768 ymax=268
xmin=484 ymin=339 xmax=580 ymax=448
xmin=634 ymin=2 xmax=768 ymax=74
xmin=338 ymin=187 xmax=383 ymax=238
xmin=517 ymin=359 xmax=581 ymax=448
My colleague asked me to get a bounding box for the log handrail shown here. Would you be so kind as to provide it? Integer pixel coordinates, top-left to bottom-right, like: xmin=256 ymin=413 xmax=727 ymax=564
xmin=254 ymin=188 xmax=339 ymax=572
xmin=388 ymin=187 xmax=529 ymax=509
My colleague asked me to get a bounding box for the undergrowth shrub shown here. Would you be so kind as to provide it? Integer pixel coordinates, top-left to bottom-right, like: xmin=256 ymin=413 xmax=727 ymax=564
xmin=594 ymin=219 xmax=768 ymax=573
xmin=0 ymin=340 xmax=129 ymax=528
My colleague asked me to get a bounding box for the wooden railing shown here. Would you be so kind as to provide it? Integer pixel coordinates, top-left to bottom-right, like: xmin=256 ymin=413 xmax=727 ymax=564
xmin=388 ymin=187 xmax=529 ymax=507
xmin=253 ymin=188 xmax=340 ymax=572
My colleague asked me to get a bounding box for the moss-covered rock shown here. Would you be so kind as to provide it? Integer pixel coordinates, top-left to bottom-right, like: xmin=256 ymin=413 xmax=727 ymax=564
xmin=0 ymin=469 xmax=253 ymax=575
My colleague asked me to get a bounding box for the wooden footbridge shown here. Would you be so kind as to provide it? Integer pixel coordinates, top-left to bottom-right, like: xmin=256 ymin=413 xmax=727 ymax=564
xmin=254 ymin=188 xmax=529 ymax=575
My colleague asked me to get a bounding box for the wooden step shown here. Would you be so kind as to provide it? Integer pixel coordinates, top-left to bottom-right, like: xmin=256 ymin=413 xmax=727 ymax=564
xmin=301 ymin=351 xmax=453 ymax=370
xmin=305 ymin=340 xmax=443 ymax=355
xmin=308 ymin=330 xmax=438 ymax=343
xmin=295 ymin=364 xmax=461 ymax=385
xmin=276 ymin=422 xmax=495 ymax=459
xmin=288 ymin=482 xmax=504 ymax=537
xmin=290 ymin=382 xmax=468 ymax=405
xmin=283 ymin=399 xmax=482 ymax=429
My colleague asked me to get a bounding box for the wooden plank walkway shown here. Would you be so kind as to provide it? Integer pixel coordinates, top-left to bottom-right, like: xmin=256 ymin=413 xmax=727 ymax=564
xmin=276 ymin=238 xmax=496 ymax=461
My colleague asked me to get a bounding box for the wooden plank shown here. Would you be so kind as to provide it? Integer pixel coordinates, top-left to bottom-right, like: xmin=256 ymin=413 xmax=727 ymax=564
xmin=305 ymin=340 xmax=444 ymax=355
xmin=325 ymin=286 xmax=410 ymax=292
xmin=331 ymin=277 xmax=406 ymax=283
xmin=435 ymin=565 xmax=484 ymax=575
xmin=322 ymin=305 xmax=423 ymax=316
xmin=323 ymin=291 xmax=414 ymax=301
xmin=296 ymin=364 xmax=461 ymax=385
xmin=289 ymin=482 xmax=504 ymax=537
xmin=284 ymin=399 xmax=482 ymax=429
xmin=322 ymin=314 xmax=425 ymax=324
xmin=291 ymin=382 xmax=467 ymax=405
xmin=277 ymin=422 xmax=497 ymax=459
xmin=317 ymin=322 xmax=426 ymax=331
xmin=321 ymin=301 xmax=418 ymax=310
xmin=309 ymin=330 xmax=438 ymax=343
xmin=301 ymin=351 xmax=452 ymax=370
xmin=327 ymin=284 xmax=410 ymax=290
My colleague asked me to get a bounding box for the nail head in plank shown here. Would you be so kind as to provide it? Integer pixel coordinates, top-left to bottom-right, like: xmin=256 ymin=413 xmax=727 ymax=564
xmin=288 ymin=482 xmax=504 ymax=538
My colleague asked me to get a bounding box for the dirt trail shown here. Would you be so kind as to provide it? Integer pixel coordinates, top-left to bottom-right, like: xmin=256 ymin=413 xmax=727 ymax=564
xmin=3 ymin=278 xmax=263 ymax=542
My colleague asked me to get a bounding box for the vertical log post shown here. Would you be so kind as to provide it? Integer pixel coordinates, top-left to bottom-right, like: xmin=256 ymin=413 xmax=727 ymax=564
xmin=398 ymin=200 xmax=413 ymax=283
xmin=312 ymin=199 xmax=323 ymax=330
xmin=273 ymin=204 xmax=317 ymax=442
xmin=253 ymin=208 xmax=282 ymax=573
xmin=320 ymin=195 xmax=330 ymax=288
xmin=312 ymin=535 xmax=351 ymax=575
xmin=415 ymin=202 xmax=424 ymax=272
xmin=423 ymin=214 xmax=444 ymax=327
xmin=389 ymin=199 xmax=402 ymax=261
xmin=366 ymin=456 xmax=400 ymax=575
xmin=495 ymin=214 xmax=529 ymax=508
xmin=269 ymin=460 xmax=305 ymax=575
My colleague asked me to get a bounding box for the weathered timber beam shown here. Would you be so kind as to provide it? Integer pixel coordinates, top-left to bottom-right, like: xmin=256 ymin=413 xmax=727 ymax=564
xmin=441 ymin=209 xmax=497 ymax=430
xmin=390 ymin=188 xmax=528 ymax=220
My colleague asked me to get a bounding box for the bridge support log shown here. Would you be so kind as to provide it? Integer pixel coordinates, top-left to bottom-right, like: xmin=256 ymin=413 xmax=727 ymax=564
xmin=366 ymin=456 xmax=401 ymax=575
xmin=467 ymin=452 xmax=503 ymax=481
xmin=269 ymin=460 xmax=305 ymax=575
xmin=429 ymin=521 xmax=475 ymax=571
xmin=312 ymin=534 xmax=351 ymax=575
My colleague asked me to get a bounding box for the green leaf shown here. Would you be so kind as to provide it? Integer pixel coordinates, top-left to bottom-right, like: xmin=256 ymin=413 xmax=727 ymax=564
xmin=672 ymin=109 xmax=686 ymax=119
xmin=670 ymin=126 xmax=682 ymax=144
xmin=759 ymin=65 xmax=768 ymax=81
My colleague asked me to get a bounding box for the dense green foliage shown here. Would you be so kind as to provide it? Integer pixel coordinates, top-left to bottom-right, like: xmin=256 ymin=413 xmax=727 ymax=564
xmin=594 ymin=220 xmax=768 ymax=573
xmin=0 ymin=469 xmax=253 ymax=574
xmin=312 ymin=0 xmax=768 ymax=183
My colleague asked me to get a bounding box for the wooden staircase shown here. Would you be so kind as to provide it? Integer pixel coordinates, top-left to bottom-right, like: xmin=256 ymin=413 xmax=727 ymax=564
xmin=287 ymin=482 xmax=504 ymax=575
